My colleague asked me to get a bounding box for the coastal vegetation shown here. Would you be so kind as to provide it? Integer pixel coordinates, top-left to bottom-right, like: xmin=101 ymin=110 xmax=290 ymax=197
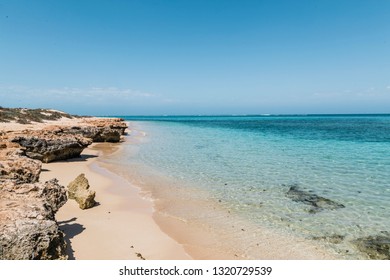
xmin=0 ymin=106 xmax=76 ymax=124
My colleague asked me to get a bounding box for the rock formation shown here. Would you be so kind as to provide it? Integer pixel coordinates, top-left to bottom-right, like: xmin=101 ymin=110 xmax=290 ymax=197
xmin=11 ymin=134 xmax=92 ymax=163
xmin=0 ymin=145 xmax=42 ymax=184
xmin=0 ymin=112 xmax=128 ymax=259
xmin=1 ymin=118 xmax=127 ymax=164
xmin=61 ymin=118 xmax=127 ymax=142
xmin=1 ymin=134 xmax=68 ymax=259
xmin=67 ymin=173 xmax=96 ymax=210
xmin=0 ymin=179 xmax=68 ymax=260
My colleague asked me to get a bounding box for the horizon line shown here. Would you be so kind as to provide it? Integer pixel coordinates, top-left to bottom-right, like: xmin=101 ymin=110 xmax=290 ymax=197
xmin=99 ymin=113 xmax=390 ymax=118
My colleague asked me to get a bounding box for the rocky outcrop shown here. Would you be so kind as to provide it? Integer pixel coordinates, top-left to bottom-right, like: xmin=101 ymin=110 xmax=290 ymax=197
xmin=85 ymin=118 xmax=127 ymax=136
xmin=61 ymin=118 xmax=127 ymax=143
xmin=67 ymin=173 xmax=96 ymax=210
xmin=1 ymin=113 xmax=127 ymax=259
xmin=285 ymin=184 xmax=345 ymax=213
xmin=0 ymin=146 xmax=42 ymax=184
xmin=1 ymin=135 xmax=68 ymax=260
xmin=0 ymin=179 xmax=68 ymax=260
xmin=353 ymin=232 xmax=390 ymax=260
xmin=11 ymin=133 xmax=92 ymax=163
xmin=2 ymin=118 xmax=127 ymax=163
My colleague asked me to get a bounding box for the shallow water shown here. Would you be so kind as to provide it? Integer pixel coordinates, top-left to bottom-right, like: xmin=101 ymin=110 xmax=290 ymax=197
xmin=108 ymin=115 xmax=390 ymax=259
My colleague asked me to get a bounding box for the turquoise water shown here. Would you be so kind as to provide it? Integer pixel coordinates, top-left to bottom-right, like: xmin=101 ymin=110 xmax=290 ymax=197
xmin=115 ymin=115 xmax=390 ymax=258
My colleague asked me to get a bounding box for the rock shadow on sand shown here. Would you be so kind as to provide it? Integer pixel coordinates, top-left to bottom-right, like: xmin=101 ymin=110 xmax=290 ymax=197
xmin=58 ymin=218 xmax=85 ymax=260
xmin=65 ymin=154 xmax=98 ymax=162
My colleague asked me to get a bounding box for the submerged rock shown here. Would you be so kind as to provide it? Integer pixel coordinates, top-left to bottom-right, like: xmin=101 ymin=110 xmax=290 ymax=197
xmin=67 ymin=173 xmax=96 ymax=210
xmin=353 ymin=232 xmax=390 ymax=260
xmin=311 ymin=234 xmax=345 ymax=244
xmin=0 ymin=179 xmax=68 ymax=260
xmin=285 ymin=184 xmax=345 ymax=213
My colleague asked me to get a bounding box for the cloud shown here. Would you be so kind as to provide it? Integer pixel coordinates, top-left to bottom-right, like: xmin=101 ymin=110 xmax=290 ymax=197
xmin=312 ymin=86 xmax=390 ymax=100
xmin=0 ymin=85 xmax=170 ymax=115
xmin=0 ymin=85 xmax=158 ymax=102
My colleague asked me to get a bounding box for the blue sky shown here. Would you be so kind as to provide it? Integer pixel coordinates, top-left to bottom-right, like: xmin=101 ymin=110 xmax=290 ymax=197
xmin=1 ymin=0 xmax=390 ymax=115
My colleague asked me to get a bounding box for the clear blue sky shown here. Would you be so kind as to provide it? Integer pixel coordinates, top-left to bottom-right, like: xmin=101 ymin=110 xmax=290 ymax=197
xmin=1 ymin=0 xmax=390 ymax=115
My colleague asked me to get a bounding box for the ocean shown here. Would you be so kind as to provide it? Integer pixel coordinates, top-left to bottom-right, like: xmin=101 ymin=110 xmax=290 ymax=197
xmin=103 ymin=115 xmax=390 ymax=259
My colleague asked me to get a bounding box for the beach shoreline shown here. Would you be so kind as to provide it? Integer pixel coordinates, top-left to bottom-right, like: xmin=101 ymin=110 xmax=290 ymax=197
xmin=39 ymin=142 xmax=192 ymax=260
xmin=0 ymin=113 xmax=191 ymax=260
xmin=96 ymin=123 xmax=340 ymax=260
xmin=1 ymin=115 xmax=361 ymax=260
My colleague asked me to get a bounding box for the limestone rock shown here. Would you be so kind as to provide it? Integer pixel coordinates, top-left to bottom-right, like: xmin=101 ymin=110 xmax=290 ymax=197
xmin=67 ymin=173 xmax=96 ymax=209
xmin=62 ymin=118 xmax=128 ymax=142
xmin=0 ymin=179 xmax=68 ymax=260
xmin=0 ymin=147 xmax=42 ymax=184
xmin=12 ymin=133 xmax=92 ymax=163
xmin=85 ymin=118 xmax=127 ymax=136
xmin=2 ymin=118 xmax=127 ymax=165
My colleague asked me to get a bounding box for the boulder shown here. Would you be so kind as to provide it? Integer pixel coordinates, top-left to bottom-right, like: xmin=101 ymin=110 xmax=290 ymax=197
xmin=0 ymin=179 xmax=68 ymax=260
xmin=67 ymin=173 xmax=96 ymax=210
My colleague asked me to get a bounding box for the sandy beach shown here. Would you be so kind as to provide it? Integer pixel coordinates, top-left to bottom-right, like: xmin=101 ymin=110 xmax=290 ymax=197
xmin=0 ymin=113 xmax=191 ymax=260
xmin=39 ymin=142 xmax=191 ymax=260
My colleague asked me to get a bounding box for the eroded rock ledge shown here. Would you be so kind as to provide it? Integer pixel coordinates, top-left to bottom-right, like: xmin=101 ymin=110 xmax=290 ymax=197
xmin=0 ymin=116 xmax=128 ymax=259
xmin=11 ymin=133 xmax=92 ymax=163
xmin=0 ymin=144 xmax=42 ymax=184
xmin=0 ymin=141 xmax=68 ymax=259
xmin=3 ymin=118 xmax=127 ymax=163
xmin=0 ymin=179 xmax=67 ymax=259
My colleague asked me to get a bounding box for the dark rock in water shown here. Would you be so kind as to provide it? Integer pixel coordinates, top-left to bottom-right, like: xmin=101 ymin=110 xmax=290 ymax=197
xmin=353 ymin=232 xmax=390 ymax=260
xmin=285 ymin=184 xmax=345 ymax=213
xmin=312 ymin=234 xmax=345 ymax=244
